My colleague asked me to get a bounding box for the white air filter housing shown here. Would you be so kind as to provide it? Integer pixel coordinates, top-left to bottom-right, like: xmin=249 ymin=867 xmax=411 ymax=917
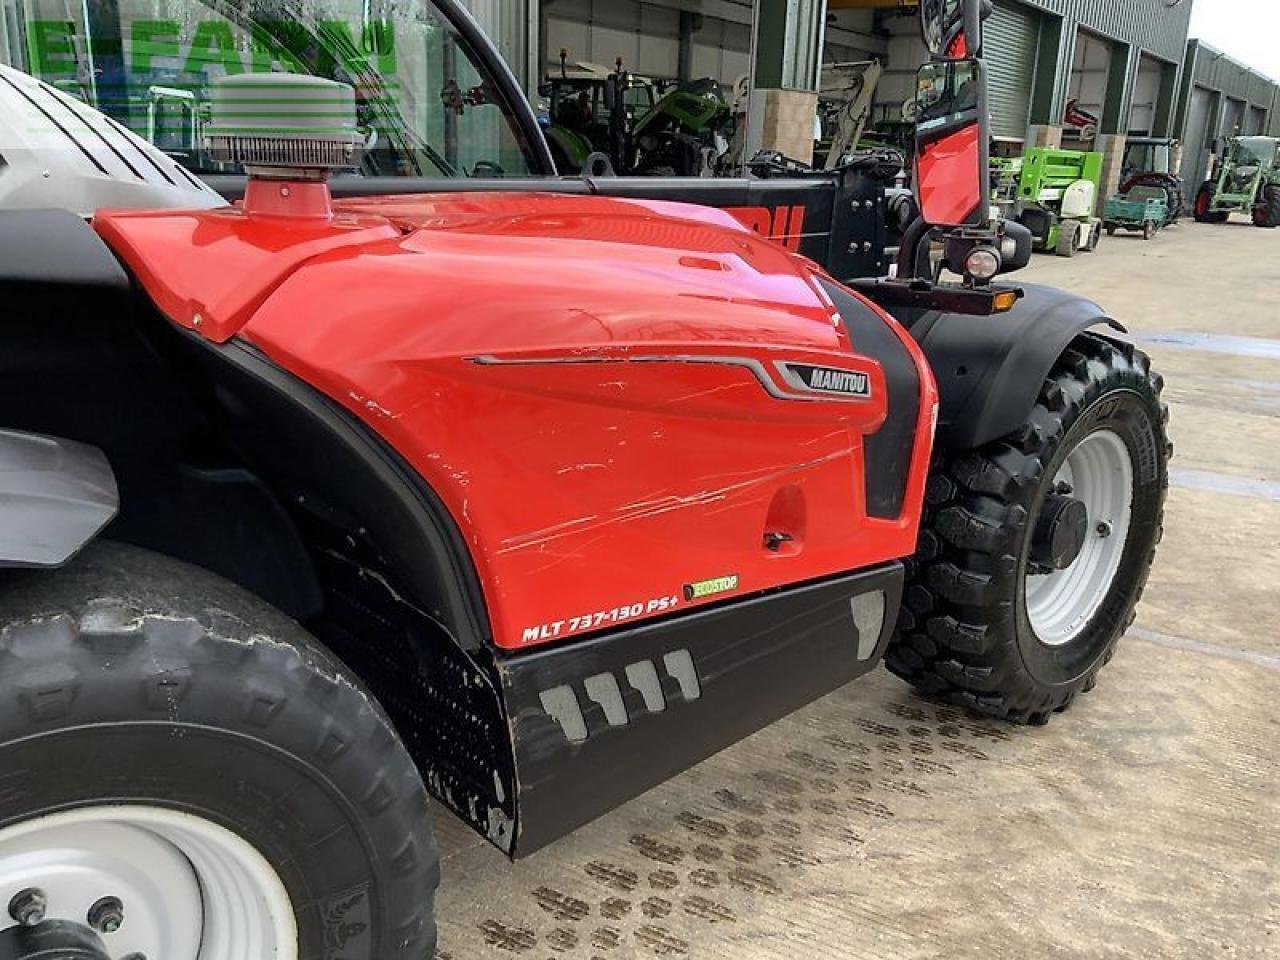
xmin=204 ymin=73 xmax=363 ymax=179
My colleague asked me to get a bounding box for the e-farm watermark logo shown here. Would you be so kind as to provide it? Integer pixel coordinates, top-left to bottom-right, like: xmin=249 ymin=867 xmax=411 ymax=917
xmin=23 ymin=17 xmax=398 ymax=83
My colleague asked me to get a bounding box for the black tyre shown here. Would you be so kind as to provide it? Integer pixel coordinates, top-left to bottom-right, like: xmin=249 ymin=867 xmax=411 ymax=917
xmin=547 ymin=136 xmax=580 ymax=176
xmin=1251 ymin=184 xmax=1280 ymax=228
xmin=887 ymin=334 xmax=1170 ymax=724
xmin=1194 ymin=183 xmax=1229 ymax=223
xmin=1105 ymin=223 xmax=1117 ymax=237
xmin=1142 ymin=220 xmax=1156 ymax=240
xmin=1054 ymin=220 xmax=1081 ymax=257
xmin=1121 ymin=173 xmax=1184 ymax=225
xmin=0 ymin=542 xmax=438 ymax=960
xmin=1081 ymin=218 xmax=1102 ymax=252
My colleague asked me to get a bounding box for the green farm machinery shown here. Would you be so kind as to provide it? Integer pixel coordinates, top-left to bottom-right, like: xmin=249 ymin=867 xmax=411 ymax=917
xmin=1194 ymin=136 xmax=1280 ymax=228
xmin=1007 ymin=147 xmax=1105 ymax=257
xmin=1103 ymin=187 xmax=1168 ymax=240
xmin=1119 ymin=136 xmax=1184 ymax=226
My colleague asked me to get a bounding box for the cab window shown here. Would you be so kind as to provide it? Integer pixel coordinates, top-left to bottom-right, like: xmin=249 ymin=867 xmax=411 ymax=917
xmin=4 ymin=0 xmax=534 ymax=177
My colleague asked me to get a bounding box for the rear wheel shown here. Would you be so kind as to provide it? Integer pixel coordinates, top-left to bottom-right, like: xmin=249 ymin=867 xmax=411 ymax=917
xmin=886 ymin=334 xmax=1170 ymax=724
xmin=1251 ymin=184 xmax=1280 ymax=228
xmin=1121 ymin=173 xmax=1184 ymax=225
xmin=0 ymin=542 xmax=439 ymax=959
xmin=1080 ymin=219 xmax=1101 ymax=252
xmin=1142 ymin=220 xmax=1156 ymax=240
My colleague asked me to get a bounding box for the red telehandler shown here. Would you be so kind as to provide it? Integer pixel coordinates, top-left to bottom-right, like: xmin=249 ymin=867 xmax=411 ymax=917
xmin=0 ymin=1 xmax=1167 ymax=956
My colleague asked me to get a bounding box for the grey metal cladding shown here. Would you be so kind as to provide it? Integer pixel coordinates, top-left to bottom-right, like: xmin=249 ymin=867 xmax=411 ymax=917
xmin=1019 ymin=0 xmax=1192 ymax=63
xmin=0 ymin=430 xmax=119 ymax=568
xmin=986 ymin=1 xmax=1041 ymax=140
xmin=1186 ymin=40 xmax=1278 ymax=106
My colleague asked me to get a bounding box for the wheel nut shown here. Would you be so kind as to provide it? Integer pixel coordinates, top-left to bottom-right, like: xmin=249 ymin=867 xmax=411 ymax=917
xmin=87 ymin=896 xmax=124 ymax=934
xmin=8 ymin=888 xmax=47 ymax=926
xmin=1096 ymin=521 xmax=1113 ymax=538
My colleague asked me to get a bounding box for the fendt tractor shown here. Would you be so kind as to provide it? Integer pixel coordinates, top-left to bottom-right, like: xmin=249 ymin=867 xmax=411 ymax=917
xmin=0 ymin=1 xmax=1169 ymax=957
xmin=1194 ymin=134 xmax=1280 ymax=227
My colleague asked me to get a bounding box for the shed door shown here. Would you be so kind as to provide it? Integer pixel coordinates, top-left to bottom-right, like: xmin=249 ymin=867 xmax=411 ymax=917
xmin=984 ymin=0 xmax=1041 ymax=140
xmin=1247 ymin=106 xmax=1268 ymax=136
xmin=1180 ymin=86 xmax=1212 ymax=198
xmin=1221 ymin=97 xmax=1246 ymax=139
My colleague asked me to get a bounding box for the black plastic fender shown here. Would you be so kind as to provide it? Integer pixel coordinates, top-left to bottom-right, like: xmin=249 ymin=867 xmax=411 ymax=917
xmin=891 ymin=283 xmax=1126 ymax=450
xmin=0 ymin=209 xmax=130 ymax=319
xmin=0 ymin=430 xmax=118 ymax=568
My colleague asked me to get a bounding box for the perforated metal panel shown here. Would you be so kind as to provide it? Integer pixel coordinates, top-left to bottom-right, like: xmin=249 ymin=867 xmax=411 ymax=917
xmin=984 ymin=1 xmax=1041 ymax=141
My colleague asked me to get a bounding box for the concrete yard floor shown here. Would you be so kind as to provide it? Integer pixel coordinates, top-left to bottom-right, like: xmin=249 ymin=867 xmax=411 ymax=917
xmin=434 ymin=219 xmax=1280 ymax=960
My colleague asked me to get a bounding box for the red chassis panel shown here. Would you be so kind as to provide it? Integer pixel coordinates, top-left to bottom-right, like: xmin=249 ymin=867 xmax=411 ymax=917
xmin=96 ymin=191 xmax=936 ymax=651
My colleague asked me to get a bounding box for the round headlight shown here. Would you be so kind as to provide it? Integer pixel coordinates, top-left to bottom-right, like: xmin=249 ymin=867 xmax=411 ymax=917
xmin=965 ymin=246 xmax=1001 ymax=281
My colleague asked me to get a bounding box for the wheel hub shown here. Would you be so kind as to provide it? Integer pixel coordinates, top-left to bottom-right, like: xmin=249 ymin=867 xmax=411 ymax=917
xmin=1024 ymin=429 xmax=1135 ymax=647
xmin=1029 ymin=493 xmax=1089 ymax=571
xmin=0 ymin=920 xmax=110 ymax=960
xmin=0 ymin=807 xmax=297 ymax=960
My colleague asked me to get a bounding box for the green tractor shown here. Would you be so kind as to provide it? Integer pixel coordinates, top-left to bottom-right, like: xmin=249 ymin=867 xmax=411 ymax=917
xmin=1011 ymin=146 xmax=1105 ymax=257
xmin=539 ymin=56 xmax=660 ymax=175
xmin=1194 ymin=135 xmax=1280 ymax=227
xmin=539 ymin=53 xmax=731 ymax=177
xmin=627 ymin=77 xmax=733 ymax=177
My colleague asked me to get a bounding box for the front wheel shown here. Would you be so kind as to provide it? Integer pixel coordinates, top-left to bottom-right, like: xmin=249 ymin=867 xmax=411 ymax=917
xmin=1055 ymin=220 xmax=1081 ymax=257
xmin=1080 ymin=219 xmax=1102 ymax=252
xmin=1252 ymin=184 xmax=1280 ymax=228
xmin=0 ymin=543 xmax=439 ymax=960
xmin=887 ymin=334 xmax=1170 ymax=724
xmin=1194 ymin=183 xmax=1229 ymax=223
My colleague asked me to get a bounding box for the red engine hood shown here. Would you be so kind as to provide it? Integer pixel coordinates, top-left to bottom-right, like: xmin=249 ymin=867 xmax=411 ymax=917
xmin=96 ymin=191 xmax=845 ymax=349
xmin=96 ymin=191 xmax=935 ymax=651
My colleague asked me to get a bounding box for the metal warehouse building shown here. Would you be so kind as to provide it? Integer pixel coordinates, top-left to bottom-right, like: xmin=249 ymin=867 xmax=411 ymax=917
xmin=499 ymin=1 xmax=1279 ymax=194
xmin=500 ymin=0 xmax=1237 ymax=195
xmin=523 ymin=1 xmax=1199 ymax=136
xmin=840 ymin=0 xmax=1193 ymax=146
xmin=1174 ymin=39 xmax=1280 ymax=194
xmin=2 ymin=0 xmax=1278 ymax=195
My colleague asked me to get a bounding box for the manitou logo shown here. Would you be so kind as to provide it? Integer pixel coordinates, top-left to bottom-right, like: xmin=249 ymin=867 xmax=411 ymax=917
xmin=727 ymin=205 xmax=807 ymax=252
xmin=782 ymin=363 xmax=872 ymax=399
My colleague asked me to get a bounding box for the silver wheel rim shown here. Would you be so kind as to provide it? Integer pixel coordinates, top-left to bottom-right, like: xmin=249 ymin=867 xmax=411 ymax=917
xmin=1025 ymin=429 xmax=1134 ymax=646
xmin=0 ymin=806 xmax=296 ymax=960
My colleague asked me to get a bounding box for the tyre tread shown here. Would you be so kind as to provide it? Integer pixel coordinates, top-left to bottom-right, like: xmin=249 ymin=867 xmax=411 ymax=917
xmin=886 ymin=333 xmax=1170 ymax=724
xmin=0 ymin=544 xmax=439 ymax=958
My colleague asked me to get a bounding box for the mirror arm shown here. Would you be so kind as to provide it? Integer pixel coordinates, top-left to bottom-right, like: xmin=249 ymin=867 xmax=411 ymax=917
xmin=895 ymin=216 xmax=934 ymax=281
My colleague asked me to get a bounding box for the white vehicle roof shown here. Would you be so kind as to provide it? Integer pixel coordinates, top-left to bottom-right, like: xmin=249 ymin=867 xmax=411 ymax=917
xmin=0 ymin=64 xmax=226 ymax=217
